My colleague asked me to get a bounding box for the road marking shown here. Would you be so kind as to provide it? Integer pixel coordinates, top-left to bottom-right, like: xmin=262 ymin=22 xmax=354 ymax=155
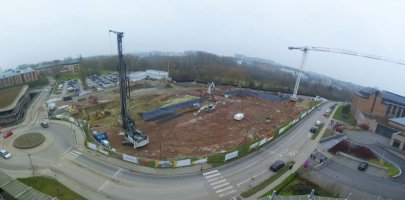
xmin=113 ymin=169 xmax=122 ymax=177
xmin=63 ymin=146 xmax=73 ymax=154
xmin=71 ymin=150 xmax=82 ymax=155
xmin=218 ymin=189 xmax=237 ymax=198
xmin=210 ymin=179 xmax=227 ymax=186
xmin=68 ymin=151 xmax=80 ymax=157
xmin=203 ymin=170 xmax=218 ymax=176
xmin=98 ymin=181 xmax=109 ymax=192
xmin=205 ymin=172 xmax=221 ymax=179
xmin=216 ymin=185 xmax=233 ymax=194
xmin=64 ymin=153 xmax=76 ymax=159
xmin=237 ymin=169 xmax=266 ymax=187
xmin=212 ymin=182 xmax=229 ymax=190
xmin=207 ymin=176 xmax=223 ymax=182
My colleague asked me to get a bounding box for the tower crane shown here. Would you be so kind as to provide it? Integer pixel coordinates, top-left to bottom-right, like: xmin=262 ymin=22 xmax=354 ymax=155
xmin=109 ymin=30 xmax=149 ymax=148
xmin=288 ymin=46 xmax=405 ymax=100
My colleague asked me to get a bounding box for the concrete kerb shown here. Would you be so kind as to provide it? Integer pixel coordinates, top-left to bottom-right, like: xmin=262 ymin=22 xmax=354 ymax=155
xmin=348 ymin=139 xmax=402 ymax=178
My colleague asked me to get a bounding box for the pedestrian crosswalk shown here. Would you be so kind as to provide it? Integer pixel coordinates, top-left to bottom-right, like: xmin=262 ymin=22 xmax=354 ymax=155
xmin=62 ymin=148 xmax=82 ymax=160
xmin=288 ymin=151 xmax=298 ymax=157
xmin=203 ymin=170 xmax=237 ymax=199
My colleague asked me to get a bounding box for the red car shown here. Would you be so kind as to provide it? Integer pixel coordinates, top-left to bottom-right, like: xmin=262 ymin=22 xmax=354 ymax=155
xmin=3 ymin=130 xmax=13 ymax=138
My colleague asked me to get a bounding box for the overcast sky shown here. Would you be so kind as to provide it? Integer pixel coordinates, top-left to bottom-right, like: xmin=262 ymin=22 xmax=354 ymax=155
xmin=1 ymin=0 xmax=404 ymax=95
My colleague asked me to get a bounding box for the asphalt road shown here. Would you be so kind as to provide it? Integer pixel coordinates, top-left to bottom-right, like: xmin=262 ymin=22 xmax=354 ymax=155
xmin=0 ymin=99 xmax=352 ymax=200
xmin=319 ymin=160 xmax=405 ymax=200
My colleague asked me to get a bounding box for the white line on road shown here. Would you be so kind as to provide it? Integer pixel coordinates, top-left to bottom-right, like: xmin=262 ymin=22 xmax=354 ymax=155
xmin=71 ymin=150 xmax=82 ymax=155
xmin=67 ymin=151 xmax=79 ymax=157
xmin=210 ymin=179 xmax=227 ymax=186
xmin=218 ymin=189 xmax=237 ymax=198
xmin=64 ymin=153 xmax=76 ymax=159
xmin=207 ymin=176 xmax=224 ymax=183
xmin=63 ymin=146 xmax=73 ymax=154
xmin=216 ymin=185 xmax=233 ymax=194
xmin=212 ymin=182 xmax=229 ymax=190
xmin=205 ymin=172 xmax=221 ymax=179
xmin=113 ymin=169 xmax=122 ymax=177
xmin=203 ymin=170 xmax=218 ymax=176
xmin=98 ymin=181 xmax=109 ymax=192
xmin=237 ymin=169 xmax=266 ymax=186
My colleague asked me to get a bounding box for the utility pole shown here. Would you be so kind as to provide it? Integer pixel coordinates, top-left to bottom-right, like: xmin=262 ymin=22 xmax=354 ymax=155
xmin=28 ymin=153 xmax=35 ymax=176
xmin=159 ymin=140 xmax=163 ymax=160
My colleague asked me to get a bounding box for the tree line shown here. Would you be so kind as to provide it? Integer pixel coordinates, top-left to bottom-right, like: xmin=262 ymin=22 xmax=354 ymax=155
xmin=79 ymin=51 xmax=353 ymax=101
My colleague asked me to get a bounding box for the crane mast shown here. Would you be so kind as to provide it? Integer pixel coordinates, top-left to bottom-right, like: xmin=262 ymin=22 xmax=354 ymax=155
xmin=109 ymin=30 xmax=149 ymax=148
xmin=288 ymin=46 xmax=405 ymax=100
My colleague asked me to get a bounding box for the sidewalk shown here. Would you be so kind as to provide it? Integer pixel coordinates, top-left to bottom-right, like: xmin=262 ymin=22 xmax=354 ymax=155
xmin=248 ymin=103 xmax=337 ymax=199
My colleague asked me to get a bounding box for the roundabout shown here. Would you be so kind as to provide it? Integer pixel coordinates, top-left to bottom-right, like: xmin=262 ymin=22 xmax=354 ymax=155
xmin=13 ymin=132 xmax=45 ymax=149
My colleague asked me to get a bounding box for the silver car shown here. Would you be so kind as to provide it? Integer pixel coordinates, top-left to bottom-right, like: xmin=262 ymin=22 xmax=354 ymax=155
xmin=0 ymin=149 xmax=12 ymax=159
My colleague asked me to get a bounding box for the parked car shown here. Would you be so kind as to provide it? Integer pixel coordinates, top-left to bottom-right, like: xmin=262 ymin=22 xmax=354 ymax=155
xmin=310 ymin=127 xmax=317 ymax=133
xmin=0 ymin=149 xmax=11 ymax=159
xmin=270 ymin=160 xmax=285 ymax=172
xmin=315 ymin=120 xmax=321 ymax=126
xmin=358 ymin=162 xmax=368 ymax=171
xmin=3 ymin=130 xmax=13 ymax=138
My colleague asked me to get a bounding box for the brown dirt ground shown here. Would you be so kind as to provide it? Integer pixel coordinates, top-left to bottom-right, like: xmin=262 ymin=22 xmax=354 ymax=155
xmin=75 ymin=82 xmax=304 ymax=160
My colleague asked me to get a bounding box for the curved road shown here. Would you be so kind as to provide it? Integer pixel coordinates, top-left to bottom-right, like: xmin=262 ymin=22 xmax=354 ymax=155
xmin=1 ymin=92 xmax=335 ymax=200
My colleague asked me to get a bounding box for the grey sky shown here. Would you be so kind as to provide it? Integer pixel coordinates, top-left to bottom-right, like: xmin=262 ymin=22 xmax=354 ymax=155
xmin=1 ymin=0 xmax=404 ymax=95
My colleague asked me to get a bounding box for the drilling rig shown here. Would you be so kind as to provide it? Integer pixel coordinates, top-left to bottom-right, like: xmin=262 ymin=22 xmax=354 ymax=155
xmin=109 ymin=30 xmax=149 ymax=148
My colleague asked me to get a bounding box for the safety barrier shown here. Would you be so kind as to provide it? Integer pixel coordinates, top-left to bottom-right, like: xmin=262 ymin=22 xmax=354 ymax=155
xmin=225 ymin=89 xmax=288 ymax=102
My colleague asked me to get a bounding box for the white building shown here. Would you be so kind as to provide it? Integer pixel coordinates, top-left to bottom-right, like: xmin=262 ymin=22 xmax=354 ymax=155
xmin=129 ymin=70 xmax=171 ymax=82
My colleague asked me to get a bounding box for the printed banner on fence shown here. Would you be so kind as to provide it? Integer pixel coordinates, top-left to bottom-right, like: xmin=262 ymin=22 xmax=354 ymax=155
xmin=249 ymin=142 xmax=259 ymax=151
xmin=87 ymin=142 xmax=97 ymax=150
xmin=123 ymin=154 xmax=138 ymax=164
xmin=301 ymin=112 xmax=307 ymax=119
xmin=99 ymin=149 xmax=109 ymax=155
xmin=193 ymin=158 xmax=207 ymax=165
xmin=155 ymin=160 xmax=173 ymax=168
xmin=259 ymin=138 xmax=267 ymax=146
xmin=267 ymin=136 xmax=274 ymax=142
xmin=292 ymin=119 xmax=299 ymax=125
xmin=225 ymin=151 xmax=239 ymax=161
xmin=174 ymin=159 xmax=191 ymax=167
xmin=279 ymin=127 xmax=286 ymax=134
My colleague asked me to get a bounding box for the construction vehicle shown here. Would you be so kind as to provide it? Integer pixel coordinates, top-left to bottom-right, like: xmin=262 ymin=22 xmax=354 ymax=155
xmin=109 ymin=30 xmax=149 ymax=148
xmin=95 ymin=111 xmax=111 ymax=119
xmin=93 ymin=131 xmax=111 ymax=148
xmin=201 ymin=82 xmax=216 ymax=101
xmin=194 ymin=103 xmax=216 ymax=116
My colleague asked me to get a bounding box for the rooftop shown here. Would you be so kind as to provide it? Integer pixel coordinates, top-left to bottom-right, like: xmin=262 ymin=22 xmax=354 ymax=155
xmin=35 ymin=59 xmax=79 ymax=70
xmin=0 ymin=67 xmax=35 ymax=79
xmin=390 ymin=117 xmax=405 ymax=126
xmin=356 ymin=88 xmax=405 ymax=106
xmin=0 ymin=85 xmax=28 ymax=112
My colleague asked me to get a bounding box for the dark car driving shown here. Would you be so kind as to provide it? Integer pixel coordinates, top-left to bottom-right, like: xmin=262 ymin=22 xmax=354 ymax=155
xmin=270 ymin=160 xmax=285 ymax=172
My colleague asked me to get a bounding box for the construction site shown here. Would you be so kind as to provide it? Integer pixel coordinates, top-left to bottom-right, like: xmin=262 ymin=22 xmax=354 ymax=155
xmin=59 ymin=80 xmax=307 ymax=160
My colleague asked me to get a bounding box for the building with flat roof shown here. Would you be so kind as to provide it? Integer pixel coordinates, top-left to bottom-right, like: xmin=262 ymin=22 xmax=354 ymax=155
xmin=0 ymin=85 xmax=32 ymax=127
xmin=351 ymin=88 xmax=405 ymax=119
xmin=0 ymin=67 xmax=39 ymax=89
xmin=35 ymin=58 xmax=80 ymax=75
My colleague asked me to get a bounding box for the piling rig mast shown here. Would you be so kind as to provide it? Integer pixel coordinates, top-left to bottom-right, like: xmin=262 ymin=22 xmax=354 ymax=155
xmin=109 ymin=30 xmax=149 ymax=148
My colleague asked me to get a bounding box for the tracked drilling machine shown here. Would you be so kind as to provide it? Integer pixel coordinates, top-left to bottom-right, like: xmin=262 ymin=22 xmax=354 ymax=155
xmin=109 ymin=30 xmax=149 ymax=148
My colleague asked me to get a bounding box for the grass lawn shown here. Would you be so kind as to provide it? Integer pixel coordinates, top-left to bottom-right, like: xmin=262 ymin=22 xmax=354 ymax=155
xmin=0 ymin=86 xmax=23 ymax=108
xmin=240 ymin=161 xmax=294 ymax=198
xmin=56 ymin=73 xmax=80 ymax=85
xmin=18 ymin=176 xmax=86 ymax=200
xmin=332 ymin=105 xmax=357 ymax=126
xmin=309 ymin=100 xmax=321 ymax=109
xmin=370 ymin=159 xmax=400 ymax=177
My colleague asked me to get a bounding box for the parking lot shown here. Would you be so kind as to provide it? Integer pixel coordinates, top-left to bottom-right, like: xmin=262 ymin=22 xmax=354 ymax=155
xmin=86 ymin=73 xmax=118 ymax=91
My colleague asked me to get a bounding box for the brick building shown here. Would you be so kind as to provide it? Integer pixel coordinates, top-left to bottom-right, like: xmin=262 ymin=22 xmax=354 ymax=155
xmin=351 ymin=88 xmax=405 ymax=119
xmin=0 ymin=68 xmax=39 ymax=89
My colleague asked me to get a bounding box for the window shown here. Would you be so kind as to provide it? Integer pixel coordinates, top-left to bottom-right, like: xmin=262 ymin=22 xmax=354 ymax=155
xmin=397 ymin=108 xmax=403 ymax=118
xmin=386 ymin=104 xmax=392 ymax=115
xmin=391 ymin=106 xmax=397 ymax=115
